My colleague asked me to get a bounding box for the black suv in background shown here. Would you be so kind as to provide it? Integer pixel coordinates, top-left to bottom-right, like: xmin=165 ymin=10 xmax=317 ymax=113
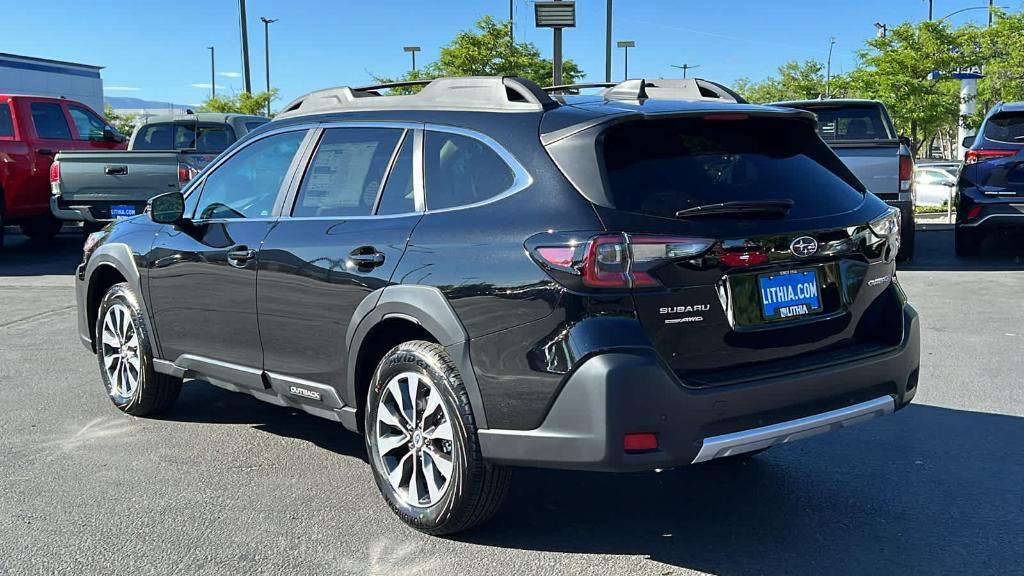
xmin=75 ymin=77 xmax=920 ymax=535
xmin=956 ymin=101 xmax=1024 ymax=256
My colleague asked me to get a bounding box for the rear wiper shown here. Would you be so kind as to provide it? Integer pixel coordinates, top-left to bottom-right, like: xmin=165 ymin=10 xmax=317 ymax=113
xmin=675 ymin=199 xmax=794 ymax=218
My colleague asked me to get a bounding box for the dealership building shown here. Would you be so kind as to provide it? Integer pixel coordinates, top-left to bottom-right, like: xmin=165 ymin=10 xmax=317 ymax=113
xmin=0 ymin=52 xmax=104 ymax=113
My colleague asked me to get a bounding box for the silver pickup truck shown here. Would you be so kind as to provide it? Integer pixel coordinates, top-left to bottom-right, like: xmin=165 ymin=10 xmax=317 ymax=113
xmin=51 ymin=112 xmax=267 ymax=225
xmin=771 ymin=99 xmax=916 ymax=261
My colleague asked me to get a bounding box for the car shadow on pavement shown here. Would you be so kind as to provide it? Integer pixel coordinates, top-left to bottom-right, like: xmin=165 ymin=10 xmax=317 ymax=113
xmin=0 ymin=229 xmax=84 ymax=276
xmin=164 ymin=380 xmax=369 ymax=463
xmin=901 ymin=228 xmax=1024 ymax=272
xmin=461 ymin=404 xmax=1023 ymax=575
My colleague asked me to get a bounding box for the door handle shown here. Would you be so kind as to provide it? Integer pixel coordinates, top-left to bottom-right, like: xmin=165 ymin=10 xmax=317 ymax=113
xmin=227 ymin=246 xmax=257 ymax=267
xmin=349 ymin=247 xmax=385 ymax=268
xmin=104 ymin=165 xmax=128 ymax=175
xmin=37 ymin=148 xmax=54 ymax=156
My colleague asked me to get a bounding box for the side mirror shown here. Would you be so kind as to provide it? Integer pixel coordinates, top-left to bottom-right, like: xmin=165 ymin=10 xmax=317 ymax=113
xmin=148 ymin=191 xmax=185 ymax=224
xmin=898 ymin=135 xmax=911 ymax=148
xmin=102 ymin=126 xmax=125 ymax=143
xmin=961 ymin=135 xmax=975 ymax=149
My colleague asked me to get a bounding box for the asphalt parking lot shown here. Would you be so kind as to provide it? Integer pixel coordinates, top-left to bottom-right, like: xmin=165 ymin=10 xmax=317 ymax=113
xmin=1 ymin=226 xmax=1022 ymax=576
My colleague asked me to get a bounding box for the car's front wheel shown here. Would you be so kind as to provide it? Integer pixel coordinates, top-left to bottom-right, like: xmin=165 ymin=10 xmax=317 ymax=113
xmin=365 ymin=340 xmax=510 ymax=535
xmin=96 ymin=282 xmax=181 ymax=416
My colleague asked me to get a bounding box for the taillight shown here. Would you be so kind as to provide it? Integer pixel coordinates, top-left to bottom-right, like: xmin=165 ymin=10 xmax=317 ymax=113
xmin=720 ymin=250 xmax=769 ymax=267
xmin=533 ymin=233 xmax=714 ymax=289
xmin=964 ymin=149 xmax=1017 ymax=164
xmin=178 ymin=163 xmax=199 ymax=184
xmin=49 ymin=161 xmax=60 ymax=196
xmin=899 ymin=154 xmax=913 ymax=192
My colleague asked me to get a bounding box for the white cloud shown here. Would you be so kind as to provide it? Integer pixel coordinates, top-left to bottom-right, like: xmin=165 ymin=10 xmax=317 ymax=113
xmin=191 ymin=83 xmax=213 ymax=89
xmin=104 ymin=86 xmax=141 ymax=91
xmin=217 ymin=71 xmax=242 ymax=78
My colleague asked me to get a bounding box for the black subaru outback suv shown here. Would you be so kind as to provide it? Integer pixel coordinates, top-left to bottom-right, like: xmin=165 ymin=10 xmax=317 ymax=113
xmin=75 ymin=77 xmax=920 ymax=534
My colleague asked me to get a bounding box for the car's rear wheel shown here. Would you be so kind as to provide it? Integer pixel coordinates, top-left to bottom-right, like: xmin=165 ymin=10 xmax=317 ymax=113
xmin=96 ymin=282 xmax=181 ymax=416
xmin=897 ymin=223 xmax=915 ymax=263
xmin=954 ymin=228 xmax=981 ymax=257
xmin=20 ymin=215 xmax=63 ymax=243
xmin=365 ymin=340 xmax=510 ymax=535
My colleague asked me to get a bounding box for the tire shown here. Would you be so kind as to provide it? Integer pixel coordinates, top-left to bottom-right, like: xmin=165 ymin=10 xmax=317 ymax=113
xmin=896 ymin=223 xmax=915 ymax=263
xmin=95 ymin=282 xmax=182 ymax=416
xmin=365 ymin=340 xmax=510 ymax=535
xmin=954 ymin=228 xmax=981 ymax=258
xmin=19 ymin=215 xmax=63 ymax=243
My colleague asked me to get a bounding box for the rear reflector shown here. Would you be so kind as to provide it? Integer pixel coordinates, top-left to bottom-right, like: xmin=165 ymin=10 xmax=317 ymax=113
xmin=721 ymin=250 xmax=769 ymax=267
xmin=624 ymin=433 xmax=658 ymax=452
xmin=967 ymin=206 xmax=983 ymax=220
xmin=965 ymin=149 xmax=1018 ymax=164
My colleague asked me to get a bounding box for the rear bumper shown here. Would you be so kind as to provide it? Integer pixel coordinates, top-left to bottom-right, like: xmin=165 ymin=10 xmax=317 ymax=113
xmin=51 ymin=197 xmax=147 ymax=223
xmin=958 ymin=204 xmax=1024 ymax=230
xmin=51 ymin=196 xmax=89 ymax=222
xmin=478 ymin=303 xmax=920 ymax=472
xmin=884 ymin=199 xmax=915 ymax=226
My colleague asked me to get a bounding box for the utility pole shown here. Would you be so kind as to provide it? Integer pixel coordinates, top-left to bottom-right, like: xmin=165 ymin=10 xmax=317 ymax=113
xmin=260 ymin=17 xmax=277 ymax=116
xmin=605 ymin=0 xmax=613 ymax=82
xmin=207 ymin=46 xmax=215 ymax=100
xmin=989 ymin=0 xmax=994 ymax=26
xmin=826 ymin=37 xmax=836 ymax=98
xmin=509 ymin=0 xmax=514 ymax=44
xmin=239 ymin=0 xmax=252 ymax=94
xmin=670 ymin=63 xmax=700 ymax=79
xmin=929 ymin=0 xmax=933 ymax=20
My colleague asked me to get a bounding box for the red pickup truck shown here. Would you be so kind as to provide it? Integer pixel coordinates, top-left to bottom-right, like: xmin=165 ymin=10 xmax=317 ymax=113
xmin=0 ymin=94 xmax=127 ymax=247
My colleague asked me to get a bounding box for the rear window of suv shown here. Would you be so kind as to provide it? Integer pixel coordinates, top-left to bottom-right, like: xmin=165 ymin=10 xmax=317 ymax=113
xmin=983 ymin=112 xmax=1024 ymax=144
xmin=600 ymin=116 xmax=865 ymax=219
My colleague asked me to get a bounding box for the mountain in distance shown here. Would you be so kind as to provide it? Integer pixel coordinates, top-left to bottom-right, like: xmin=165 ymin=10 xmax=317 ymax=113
xmin=105 ymin=96 xmax=194 ymax=111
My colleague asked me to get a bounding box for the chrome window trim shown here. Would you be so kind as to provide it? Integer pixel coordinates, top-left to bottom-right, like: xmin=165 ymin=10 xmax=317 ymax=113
xmin=412 ymin=128 xmax=426 ymax=212
xmin=421 ymin=123 xmax=533 ymax=214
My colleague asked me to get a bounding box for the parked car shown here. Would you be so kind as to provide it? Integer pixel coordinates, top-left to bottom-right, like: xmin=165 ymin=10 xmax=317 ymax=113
xmin=0 ymin=94 xmax=126 ymax=247
xmin=916 ymin=160 xmax=961 ymax=180
xmin=955 ymin=102 xmax=1024 ymax=256
xmin=75 ymin=77 xmax=919 ymax=535
xmin=914 ymin=166 xmax=957 ymax=207
xmin=771 ymin=99 xmax=916 ymax=261
xmin=50 ymin=112 xmax=268 ymax=226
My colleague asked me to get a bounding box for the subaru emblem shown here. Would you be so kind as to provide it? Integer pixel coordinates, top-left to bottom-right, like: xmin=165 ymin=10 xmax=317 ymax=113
xmin=790 ymin=236 xmax=818 ymax=258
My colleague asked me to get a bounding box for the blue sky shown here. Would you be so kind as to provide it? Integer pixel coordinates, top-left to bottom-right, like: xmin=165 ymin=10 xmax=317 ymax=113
xmin=4 ymin=0 xmax=1014 ymax=109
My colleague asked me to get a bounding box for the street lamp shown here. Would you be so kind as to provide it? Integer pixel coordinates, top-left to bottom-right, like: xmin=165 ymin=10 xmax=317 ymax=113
xmin=826 ymin=37 xmax=836 ymax=98
xmin=207 ymin=46 xmax=215 ymax=100
xmin=670 ymin=63 xmax=700 ymax=79
xmin=260 ymin=17 xmax=277 ymax=116
xmin=239 ymin=0 xmax=252 ymax=94
xmin=874 ymin=22 xmax=888 ymax=38
xmin=403 ymin=46 xmax=421 ymax=73
xmin=617 ymin=40 xmax=635 ymax=80
xmin=937 ymin=4 xmax=1004 ymax=22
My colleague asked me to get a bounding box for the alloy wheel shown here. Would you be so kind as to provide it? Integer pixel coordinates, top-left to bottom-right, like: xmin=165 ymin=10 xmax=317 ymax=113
xmin=375 ymin=371 xmax=456 ymax=508
xmin=100 ymin=303 xmax=141 ymax=400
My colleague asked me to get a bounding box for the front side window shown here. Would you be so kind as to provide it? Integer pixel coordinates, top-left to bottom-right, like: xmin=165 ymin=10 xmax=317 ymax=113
xmin=194 ymin=130 xmax=305 ymax=220
xmin=30 ymin=103 xmax=71 ymax=140
xmin=424 ymin=131 xmax=515 ymax=210
xmin=292 ymin=128 xmax=404 ymax=218
xmin=0 ymin=103 xmax=13 ymax=138
xmin=68 ymin=106 xmax=110 ymax=140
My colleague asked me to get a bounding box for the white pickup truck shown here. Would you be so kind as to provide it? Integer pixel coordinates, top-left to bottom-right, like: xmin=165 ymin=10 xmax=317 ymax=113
xmin=772 ymin=99 xmax=916 ymax=261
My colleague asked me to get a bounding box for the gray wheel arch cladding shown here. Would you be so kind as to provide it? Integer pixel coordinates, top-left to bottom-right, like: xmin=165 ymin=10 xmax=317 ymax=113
xmin=345 ymin=285 xmax=489 ymax=430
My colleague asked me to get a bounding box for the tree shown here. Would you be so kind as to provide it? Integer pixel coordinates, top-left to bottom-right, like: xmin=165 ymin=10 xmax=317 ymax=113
xmin=198 ymin=90 xmax=278 ymax=116
xmin=376 ymin=16 xmax=584 ymax=92
xmin=734 ymin=60 xmax=842 ymax=103
xmin=103 ymin=104 xmax=137 ymax=137
xmin=974 ymin=11 xmax=1024 ymax=122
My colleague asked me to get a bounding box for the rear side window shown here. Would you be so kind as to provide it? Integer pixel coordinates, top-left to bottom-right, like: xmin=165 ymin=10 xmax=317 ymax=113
xmin=983 ymin=112 xmax=1024 ymax=144
xmin=805 ymin=105 xmax=892 ymax=141
xmin=0 ymin=103 xmax=13 ymax=138
xmin=30 ymin=103 xmax=71 ymax=140
xmin=292 ymin=128 xmax=403 ymax=218
xmin=424 ymin=132 xmax=515 ymax=210
xmin=244 ymin=120 xmax=269 ymax=133
xmin=377 ymin=134 xmax=416 ymax=215
xmin=600 ymin=117 xmax=865 ymax=219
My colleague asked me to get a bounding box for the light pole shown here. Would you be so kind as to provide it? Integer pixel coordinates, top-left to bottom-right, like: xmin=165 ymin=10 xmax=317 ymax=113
xmin=403 ymin=46 xmax=421 ymax=73
xmin=534 ymin=1 xmax=576 ymax=86
xmin=874 ymin=22 xmax=888 ymax=38
xmin=617 ymin=40 xmax=634 ymax=80
xmin=207 ymin=46 xmax=215 ymax=100
xmin=239 ymin=0 xmax=252 ymax=94
xmin=605 ymin=0 xmax=613 ymax=82
xmin=826 ymin=37 xmax=836 ymax=98
xmin=938 ymin=5 xmax=1004 ymax=22
xmin=928 ymin=0 xmax=933 ymax=20
xmin=260 ymin=17 xmax=277 ymax=116
xmin=670 ymin=63 xmax=700 ymax=79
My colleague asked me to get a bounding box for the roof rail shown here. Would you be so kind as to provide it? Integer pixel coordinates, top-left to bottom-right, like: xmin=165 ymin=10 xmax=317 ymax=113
xmin=543 ymin=78 xmax=747 ymax=104
xmin=277 ymin=76 xmax=558 ymax=118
